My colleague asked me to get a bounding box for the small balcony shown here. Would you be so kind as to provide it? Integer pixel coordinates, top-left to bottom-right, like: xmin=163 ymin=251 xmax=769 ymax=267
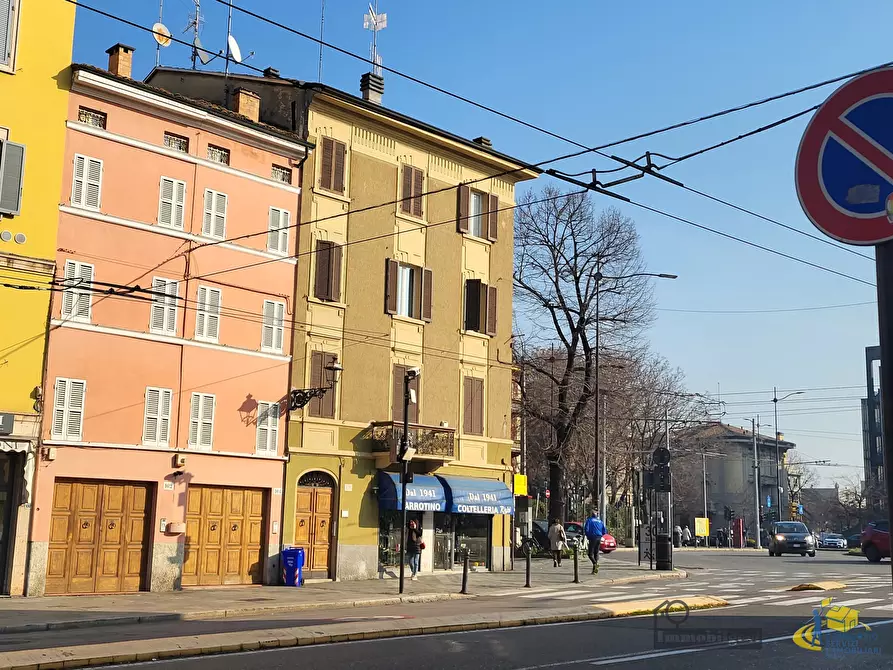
xmin=369 ymin=421 xmax=456 ymax=465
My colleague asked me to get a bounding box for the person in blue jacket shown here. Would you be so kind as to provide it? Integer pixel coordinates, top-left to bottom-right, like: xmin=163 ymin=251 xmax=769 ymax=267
xmin=584 ymin=508 xmax=607 ymax=574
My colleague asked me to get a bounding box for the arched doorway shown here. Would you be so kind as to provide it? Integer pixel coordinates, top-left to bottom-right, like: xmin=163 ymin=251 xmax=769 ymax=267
xmin=295 ymin=471 xmax=336 ymax=579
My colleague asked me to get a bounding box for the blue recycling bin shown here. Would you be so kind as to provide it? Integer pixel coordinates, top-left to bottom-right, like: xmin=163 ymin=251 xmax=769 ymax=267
xmin=281 ymin=546 xmax=305 ymax=587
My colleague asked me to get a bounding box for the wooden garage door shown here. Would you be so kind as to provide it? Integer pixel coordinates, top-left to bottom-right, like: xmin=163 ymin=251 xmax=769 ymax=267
xmin=182 ymin=486 xmax=265 ymax=586
xmin=294 ymin=471 xmax=335 ymax=578
xmin=46 ymin=479 xmax=151 ymax=595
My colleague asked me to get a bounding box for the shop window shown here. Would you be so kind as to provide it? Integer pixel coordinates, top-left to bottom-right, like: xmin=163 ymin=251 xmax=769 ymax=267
xmin=378 ymin=510 xmax=422 ymax=568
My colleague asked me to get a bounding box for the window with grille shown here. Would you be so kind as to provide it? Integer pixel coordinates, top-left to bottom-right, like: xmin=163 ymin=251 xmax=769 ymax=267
xmin=267 ymin=207 xmax=289 ymax=254
xmin=60 ymin=260 xmax=94 ymax=322
xmin=195 ymin=285 xmax=221 ymax=342
xmin=158 ymin=177 xmax=186 ymax=229
xmin=52 ymin=377 xmax=86 ymax=440
xmin=164 ymin=132 xmax=189 ymax=153
xmin=207 ymin=144 xmax=230 ymax=165
xmin=261 ymin=300 xmax=285 ymax=352
xmin=188 ymin=393 xmax=215 ymax=450
xmin=71 ymin=154 xmax=103 ymax=210
xmin=77 ymin=107 xmax=107 ymax=129
xmin=143 ymin=387 xmax=172 ymax=447
xmin=271 ymin=164 xmax=292 ymax=184
xmin=150 ymin=277 xmax=179 ymax=334
xmin=202 ymin=189 xmax=227 ymax=239
xmin=255 ymin=401 xmax=279 ymax=454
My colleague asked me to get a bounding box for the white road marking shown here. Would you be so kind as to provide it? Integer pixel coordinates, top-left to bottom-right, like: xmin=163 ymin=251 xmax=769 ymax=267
xmin=722 ymin=594 xmax=789 ymax=605
xmin=519 ymin=590 xmax=571 ymax=599
xmin=769 ymin=595 xmax=828 ymax=607
xmin=865 ymin=603 xmax=893 ymax=611
xmin=590 ymin=593 xmax=661 ymax=603
xmin=556 ymin=591 xmax=624 ymax=601
xmin=826 ymin=598 xmax=883 ymax=608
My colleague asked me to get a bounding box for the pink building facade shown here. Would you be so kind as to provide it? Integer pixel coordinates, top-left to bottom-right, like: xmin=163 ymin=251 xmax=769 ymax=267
xmin=27 ymin=48 xmax=310 ymax=595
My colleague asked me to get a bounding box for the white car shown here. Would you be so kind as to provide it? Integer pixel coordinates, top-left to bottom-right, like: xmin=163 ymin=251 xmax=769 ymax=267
xmin=819 ymin=533 xmax=847 ymax=549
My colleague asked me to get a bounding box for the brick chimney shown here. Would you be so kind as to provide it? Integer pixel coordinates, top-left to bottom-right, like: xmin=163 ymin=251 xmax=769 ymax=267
xmin=106 ymin=43 xmax=135 ymax=78
xmin=473 ymin=136 xmax=493 ymax=149
xmin=233 ymin=88 xmax=261 ymax=123
xmin=360 ymin=72 xmax=384 ymax=105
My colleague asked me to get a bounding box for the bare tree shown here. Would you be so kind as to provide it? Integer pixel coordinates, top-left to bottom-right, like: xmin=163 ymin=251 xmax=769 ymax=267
xmin=514 ymin=188 xmax=654 ymax=521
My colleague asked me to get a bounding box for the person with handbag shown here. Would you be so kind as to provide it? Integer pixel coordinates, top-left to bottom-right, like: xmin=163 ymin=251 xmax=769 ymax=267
xmin=548 ymin=518 xmax=567 ymax=567
xmin=406 ymin=519 xmax=423 ymax=580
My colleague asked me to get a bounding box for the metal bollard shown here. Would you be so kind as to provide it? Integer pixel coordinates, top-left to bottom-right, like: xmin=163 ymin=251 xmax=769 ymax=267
xmin=525 ymin=546 xmax=531 ymax=588
xmin=573 ymin=543 xmax=580 ymax=583
xmin=460 ymin=548 xmax=470 ymax=594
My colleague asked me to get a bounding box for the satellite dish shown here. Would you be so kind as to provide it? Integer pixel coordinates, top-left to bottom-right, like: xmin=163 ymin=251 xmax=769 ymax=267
xmin=227 ymin=34 xmax=242 ymax=63
xmin=152 ymin=22 xmax=172 ymax=47
xmin=194 ymin=36 xmax=213 ymax=65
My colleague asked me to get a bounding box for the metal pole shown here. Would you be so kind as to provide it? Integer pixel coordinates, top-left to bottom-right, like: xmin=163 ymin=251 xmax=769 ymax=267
xmin=600 ymin=394 xmax=607 ymax=517
xmin=460 ymin=549 xmax=469 ymax=594
xmin=573 ymin=543 xmax=580 ymax=583
xmin=525 ymin=548 xmax=531 ymax=588
xmin=398 ymin=374 xmax=410 ymax=594
xmin=773 ymin=387 xmax=782 ymax=521
xmin=593 ymin=268 xmax=601 ymax=508
xmin=156 ymin=0 xmax=164 ymax=67
xmin=752 ymin=418 xmax=761 ymax=549
xmin=874 ymin=241 xmax=893 ymax=589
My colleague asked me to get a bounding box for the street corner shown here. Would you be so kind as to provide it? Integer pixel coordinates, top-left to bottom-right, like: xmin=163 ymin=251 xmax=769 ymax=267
xmin=788 ymin=581 xmax=847 ymax=592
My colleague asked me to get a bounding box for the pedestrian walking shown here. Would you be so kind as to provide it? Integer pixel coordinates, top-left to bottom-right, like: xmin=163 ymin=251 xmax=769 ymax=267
xmin=406 ymin=519 xmax=423 ymax=580
xmin=583 ymin=509 xmax=607 ymax=574
xmin=547 ymin=518 xmax=567 ymax=567
xmin=682 ymin=525 xmax=692 ymax=547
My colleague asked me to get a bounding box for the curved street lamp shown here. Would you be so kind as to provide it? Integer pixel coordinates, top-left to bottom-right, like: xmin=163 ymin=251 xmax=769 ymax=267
xmin=773 ymin=387 xmax=804 ymax=519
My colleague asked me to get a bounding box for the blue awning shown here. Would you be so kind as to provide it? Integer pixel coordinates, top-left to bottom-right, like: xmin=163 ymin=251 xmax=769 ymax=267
xmin=377 ymin=471 xmax=448 ymax=512
xmin=438 ymin=476 xmax=514 ymax=515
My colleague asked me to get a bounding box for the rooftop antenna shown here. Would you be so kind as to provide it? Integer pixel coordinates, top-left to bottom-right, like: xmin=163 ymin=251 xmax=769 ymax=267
xmin=184 ymin=0 xmax=209 ymax=68
xmin=153 ymin=0 xmax=169 ymax=67
xmin=363 ymin=1 xmax=386 ymax=75
xmin=317 ymin=0 xmax=325 ymax=81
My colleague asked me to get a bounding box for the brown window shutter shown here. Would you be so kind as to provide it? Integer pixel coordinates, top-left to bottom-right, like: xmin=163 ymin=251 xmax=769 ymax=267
xmin=400 ymin=165 xmax=413 ymax=214
xmin=486 ymin=284 xmax=498 ymax=336
xmin=308 ymin=351 xmax=324 ymax=417
xmin=332 ymin=140 xmax=346 ymax=194
xmin=463 ymin=377 xmax=474 ymax=434
xmin=385 ymin=259 xmax=399 ymax=314
xmin=421 ymin=268 xmax=433 ymax=322
xmin=410 ymin=266 xmax=422 ymax=319
xmin=330 ymin=244 xmax=342 ymax=302
xmin=487 ymin=193 xmax=499 ymax=241
xmin=314 ymin=240 xmax=333 ymax=300
xmin=464 ymin=279 xmax=482 ymax=331
xmin=412 ymin=167 xmax=424 ymax=217
xmin=457 ymin=185 xmax=470 ymax=233
xmin=474 ymin=378 xmax=484 ymax=435
xmin=392 ymin=364 xmax=405 ymax=422
xmin=408 ymin=374 xmax=419 ymax=424
xmin=320 ymin=137 xmax=334 ymax=191
xmin=320 ymin=352 xmax=337 ymax=418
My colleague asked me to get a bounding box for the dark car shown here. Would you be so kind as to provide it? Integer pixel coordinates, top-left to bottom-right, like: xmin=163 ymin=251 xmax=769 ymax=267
xmin=531 ymin=520 xmax=550 ymax=551
xmin=861 ymin=520 xmax=890 ymax=562
xmin=848 ymin=534 xmax=862 ymax=549
xmin=768 ymin=521 xmax=816 ymax=557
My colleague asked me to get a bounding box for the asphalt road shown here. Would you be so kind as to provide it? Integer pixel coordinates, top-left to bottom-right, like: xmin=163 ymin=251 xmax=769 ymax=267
xmin=90 ymin=608 xmax=893 ymax=669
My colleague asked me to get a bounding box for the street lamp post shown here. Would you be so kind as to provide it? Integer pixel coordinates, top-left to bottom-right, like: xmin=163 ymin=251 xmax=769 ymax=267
xmin=398 ymin=367 xmax=421 ymax=595
xmin=592 ymin=270 xmax=677 ymax=514
xmin=773 ymin=387 xmax=804 ymax=521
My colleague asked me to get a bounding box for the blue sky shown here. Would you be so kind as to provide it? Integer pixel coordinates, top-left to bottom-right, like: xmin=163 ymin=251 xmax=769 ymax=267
xmin=72 ymin=1 xmax=886 ymax=487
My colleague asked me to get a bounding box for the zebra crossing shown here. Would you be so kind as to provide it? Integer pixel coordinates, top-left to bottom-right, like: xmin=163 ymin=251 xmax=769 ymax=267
xmin=491 ymin=568 xmax=893 ymax=611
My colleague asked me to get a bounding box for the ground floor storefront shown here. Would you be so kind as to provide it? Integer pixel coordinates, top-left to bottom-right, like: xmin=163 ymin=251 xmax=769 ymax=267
xmin=26 ymin=446 xmax=284 ymax=596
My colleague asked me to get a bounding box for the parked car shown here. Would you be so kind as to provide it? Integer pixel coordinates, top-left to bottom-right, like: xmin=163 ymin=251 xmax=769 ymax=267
xmin=861 ymin=520 xmax=891 ymax=562
xmin=530 ymin=520 xmax=550 ymax=551
xmin=767 ymin=521 xmax=816 ymax=557
xmin=847 ymin=534 xmax=862 ymax=549
xmin=600 ymin=533 xmax=617 ymax=553
xmin=818 ymin=533 xmax=847 ymax=549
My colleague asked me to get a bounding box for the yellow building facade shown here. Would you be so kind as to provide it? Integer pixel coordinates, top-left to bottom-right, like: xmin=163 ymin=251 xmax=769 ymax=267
xmin=0 ymin=0 xmax=76 ymax=594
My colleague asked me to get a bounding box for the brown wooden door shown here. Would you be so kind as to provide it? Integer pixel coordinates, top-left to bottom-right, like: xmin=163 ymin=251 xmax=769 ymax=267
xmin=182 ymin=485 xmax=266 ymax=586
xmin=46 ymin=479 xmax=150 ymax=595
xmin=294 ymin=485 xmax=333 ymax=577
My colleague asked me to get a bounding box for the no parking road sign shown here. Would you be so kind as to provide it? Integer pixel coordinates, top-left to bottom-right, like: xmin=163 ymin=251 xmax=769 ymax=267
xmin=796 ymin=67 xmax=893 ymax=245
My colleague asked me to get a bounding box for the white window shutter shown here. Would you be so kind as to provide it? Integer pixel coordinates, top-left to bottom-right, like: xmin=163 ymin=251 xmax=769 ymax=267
xmin=189 ymin=393 xmax=200 ymax=445
xmin=61 ymin=260 xmax=76 ymax=317
xmin=267 ymin=209 xmax=278 ymax=252
xmin=144 ymin=387 xmax=160 ymax=444
xmin=67 ymin=380 xmax=86 ymax=440
xmin=0 ymin=0 xmax=12 ymax=67
xmin=158 ymin=177 xmax=174 ymax=227
xmin=268 ymin=402 xmax=279 ymax=452
xmin=150 ymin=278 xmax=167 ymax=332
xmin=164 ymin=280 xmax=178 ymax=332
xmin=159 ymin=389 xmax=172 ymax=444
xmin=52 ymin=378 xmax=68 ymax=437
xmin=75 ymin=262 xmax=93 ymax=320
xmin=71 ymin=155 xmax=85 ymax=206
xmin=199 ymin=395 xmax=214 ymax=449
xmin=213 ymin=192 xmax=227 ymax=238
xmin=273 ymin=302 xmax=284 ymax=351
xmin=202 ymin=189 xmax=213 ymax=236
xmin=207 ymin=288 xmax=220 ymax=340
xmin=84 ymin=158 xmax=102 ymax=209
xmin=195 ymin=286 xmax=207 ymax=338
xmin=262 ymin=301 xmax=274 ymax=350
xmin=256 ymin=402 xmax=269 ymax=453
xmin=277 ymin=210 xmax=289 ymax=253
xmin=173 ymin=181 xmax=186 ymax=228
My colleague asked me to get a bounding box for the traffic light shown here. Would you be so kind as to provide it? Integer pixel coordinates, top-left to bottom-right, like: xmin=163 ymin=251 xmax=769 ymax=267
xmin=729 ymin=509 xmax=736 ymax=521
xmin=655 ymin=464 xmax=671 ymax=492
xmin=790 ymin=502 xmax=798 ymax=518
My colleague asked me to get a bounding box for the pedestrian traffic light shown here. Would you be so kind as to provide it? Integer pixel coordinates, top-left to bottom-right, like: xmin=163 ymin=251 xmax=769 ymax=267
xmin=655 ymin=464 xmax=671 ymax=492
xmin=729 ymin=509 xmax=736 ymax=521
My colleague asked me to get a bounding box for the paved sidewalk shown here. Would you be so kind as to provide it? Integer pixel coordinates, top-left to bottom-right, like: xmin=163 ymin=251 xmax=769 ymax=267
xmin=0 ymin=556 xmax=684 ymax=634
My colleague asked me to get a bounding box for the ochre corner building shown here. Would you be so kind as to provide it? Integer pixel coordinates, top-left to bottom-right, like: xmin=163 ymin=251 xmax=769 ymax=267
xmin=0 ymin=0 xmax=76 ymax=595
xmin=147 ymin=66 xmax=539 ymax=580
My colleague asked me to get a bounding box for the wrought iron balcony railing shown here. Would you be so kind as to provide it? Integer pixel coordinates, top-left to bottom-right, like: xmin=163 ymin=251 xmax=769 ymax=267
xmin=369 ymin=421 xmax=456 ymax=461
